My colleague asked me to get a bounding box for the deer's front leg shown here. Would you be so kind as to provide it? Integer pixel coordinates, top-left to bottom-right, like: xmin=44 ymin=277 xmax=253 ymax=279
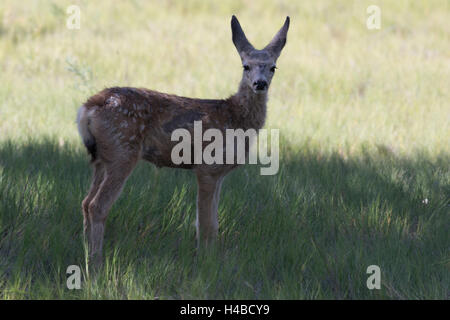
xmin=195 ymin=172 xmax=224 ymax=246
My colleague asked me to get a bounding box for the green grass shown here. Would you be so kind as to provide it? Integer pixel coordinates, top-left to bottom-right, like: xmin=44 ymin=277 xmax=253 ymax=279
xmin=0 ymin=0 xmax=449 ymax=299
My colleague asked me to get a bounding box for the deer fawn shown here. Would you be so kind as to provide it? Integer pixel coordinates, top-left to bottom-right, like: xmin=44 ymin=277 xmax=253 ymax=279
xmin=77 ymin=16 xmax=289 ymax=265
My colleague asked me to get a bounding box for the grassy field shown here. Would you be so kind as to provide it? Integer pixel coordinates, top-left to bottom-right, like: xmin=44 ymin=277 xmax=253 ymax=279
xmin=0 ymin=0 xmax=449 ymax=299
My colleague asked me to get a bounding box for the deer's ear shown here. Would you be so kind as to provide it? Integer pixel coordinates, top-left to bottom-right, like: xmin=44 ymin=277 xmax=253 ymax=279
xmin=231 ymin=15 xmax=254 ymax=57
xmin=264 ymin=16 xmax=290 ymax=60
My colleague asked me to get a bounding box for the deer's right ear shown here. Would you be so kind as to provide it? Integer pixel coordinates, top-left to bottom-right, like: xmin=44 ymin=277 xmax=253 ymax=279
xmin=264 ymin=16 xmax=290 ymax=60
xmin=231 ymin=15 xmax=254 ymax=58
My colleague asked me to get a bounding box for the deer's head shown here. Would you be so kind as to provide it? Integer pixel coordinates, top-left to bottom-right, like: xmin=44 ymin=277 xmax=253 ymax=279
xmin=231 ymin=15 xmax=290 ymax=94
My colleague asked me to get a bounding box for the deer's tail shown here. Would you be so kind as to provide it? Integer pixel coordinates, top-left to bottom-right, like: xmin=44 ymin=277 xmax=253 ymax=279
xmin=77 ymin=105 xmax=97 ymax=162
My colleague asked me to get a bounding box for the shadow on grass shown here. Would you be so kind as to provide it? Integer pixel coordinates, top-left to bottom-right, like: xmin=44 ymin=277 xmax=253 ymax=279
xmin=0 ymin=138 xmax=448 ymax=299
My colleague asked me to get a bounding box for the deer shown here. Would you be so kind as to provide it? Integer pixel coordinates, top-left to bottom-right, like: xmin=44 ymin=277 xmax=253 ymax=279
xmin=77 ymin=15 xmax=289 ymax=266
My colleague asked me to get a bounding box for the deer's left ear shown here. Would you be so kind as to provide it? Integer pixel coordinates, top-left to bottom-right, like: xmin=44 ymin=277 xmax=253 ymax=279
xmin=231 ymin=15 xmax=254 ymax=58
xmin=264 ymin=17 xmax=290 ymax=60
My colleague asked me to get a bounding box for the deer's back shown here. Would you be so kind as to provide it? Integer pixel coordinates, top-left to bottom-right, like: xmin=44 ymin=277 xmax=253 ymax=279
xmin=83 ymin=87 xmax=233 ymax=169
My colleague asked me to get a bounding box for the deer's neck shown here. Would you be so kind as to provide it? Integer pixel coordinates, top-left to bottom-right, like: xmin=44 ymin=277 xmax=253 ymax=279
xmin=228 ymin=81 xmax=268 ymax=130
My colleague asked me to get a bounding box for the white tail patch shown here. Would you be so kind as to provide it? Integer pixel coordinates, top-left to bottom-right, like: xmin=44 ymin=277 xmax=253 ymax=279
xmin=77 ymin=105 xmax=95 ymax=146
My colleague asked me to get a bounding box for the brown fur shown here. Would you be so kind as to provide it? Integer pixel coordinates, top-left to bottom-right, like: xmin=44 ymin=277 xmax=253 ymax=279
xmin=78 ymin=16 xmax=289 ymax=266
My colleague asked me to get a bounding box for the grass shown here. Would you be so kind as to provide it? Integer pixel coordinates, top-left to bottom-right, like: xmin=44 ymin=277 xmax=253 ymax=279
xmin=0 ymin=0 xmax=449 ymax=299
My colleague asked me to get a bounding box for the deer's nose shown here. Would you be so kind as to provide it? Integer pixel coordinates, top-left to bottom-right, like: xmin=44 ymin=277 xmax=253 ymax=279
xmin=253 ymin=80 xmax=268 ymax=91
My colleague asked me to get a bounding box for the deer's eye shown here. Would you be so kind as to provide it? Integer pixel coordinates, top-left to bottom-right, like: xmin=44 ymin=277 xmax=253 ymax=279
xmin=270 ymin=66 xmax=277 ymax=73
xmin=243 ymin=65 xmax=250 ymax=71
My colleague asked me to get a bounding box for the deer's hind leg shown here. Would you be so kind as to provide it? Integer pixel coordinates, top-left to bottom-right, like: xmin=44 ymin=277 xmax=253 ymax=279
xmin=82 ymin=162 xmax=105 ymax=244
xmin=86 ymin=156 xmax=138 ymax=266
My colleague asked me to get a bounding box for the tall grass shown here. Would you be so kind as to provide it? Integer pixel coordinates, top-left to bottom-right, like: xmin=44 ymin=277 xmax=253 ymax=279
xmin=0 ymin=0 xmax=448 ymax=299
